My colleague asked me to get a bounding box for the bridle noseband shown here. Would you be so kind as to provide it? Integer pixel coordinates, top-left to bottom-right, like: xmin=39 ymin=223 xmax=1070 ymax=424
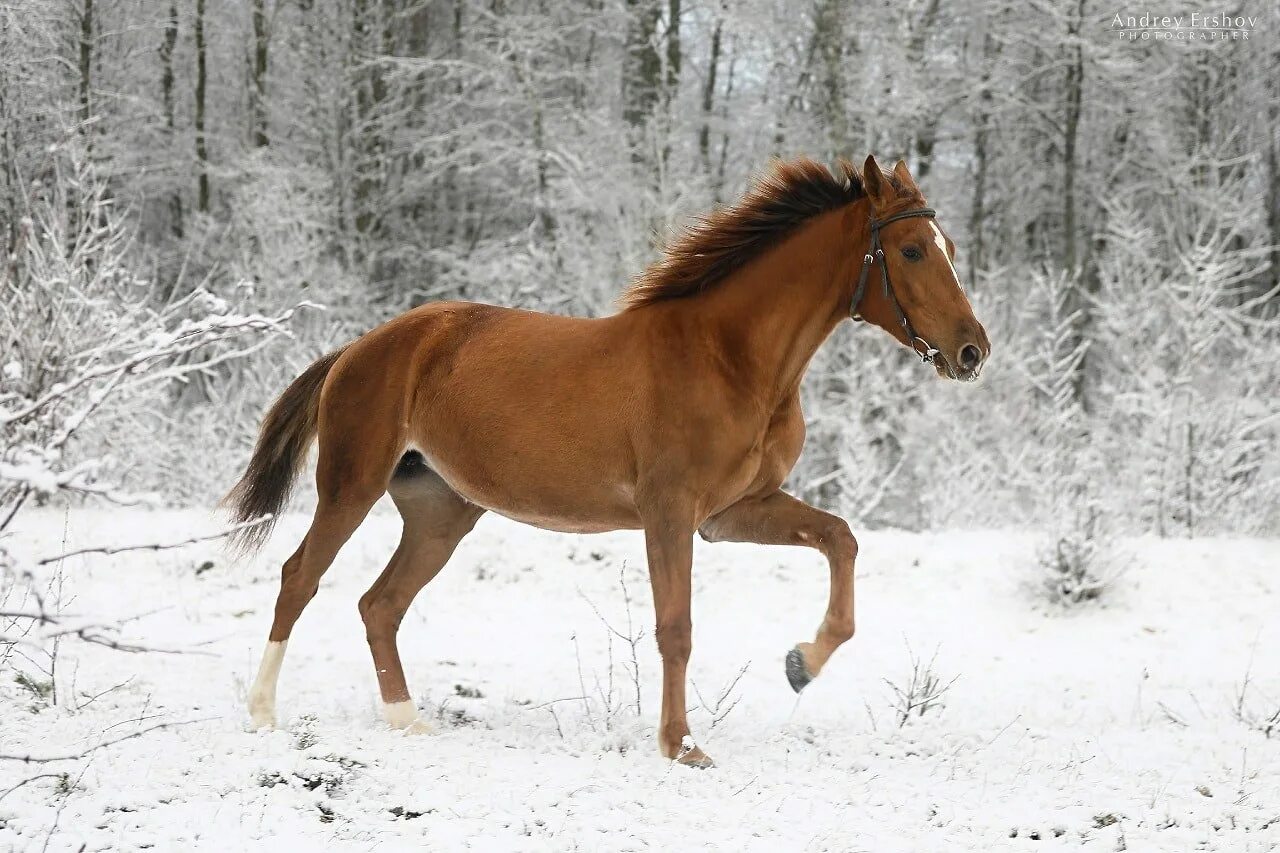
xmin=850 ymin=207 xmax=939 ymax=364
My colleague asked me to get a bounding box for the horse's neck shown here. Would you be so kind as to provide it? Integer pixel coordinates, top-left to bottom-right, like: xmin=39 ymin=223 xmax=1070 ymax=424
xmin=695 ymin=208 xmax=856 ymax=405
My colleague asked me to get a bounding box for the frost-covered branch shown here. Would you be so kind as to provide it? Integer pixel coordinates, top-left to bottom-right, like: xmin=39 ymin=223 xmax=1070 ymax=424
xmin=35 ymin=515 xmax=272 ymax=566
xmin=0 ymin=716 xmax=216 ymax=764
xmin=0 ymin=140 xmax=308 ymax=698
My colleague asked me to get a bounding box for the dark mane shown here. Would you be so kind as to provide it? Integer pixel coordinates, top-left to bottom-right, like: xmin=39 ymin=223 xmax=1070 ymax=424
xmin=621 ymin=158 xmax=873 ymax=310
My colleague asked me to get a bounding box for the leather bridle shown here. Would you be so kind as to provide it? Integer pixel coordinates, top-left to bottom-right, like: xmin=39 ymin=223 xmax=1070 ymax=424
xmin=849 ymin=207 xmax=940 ymax=364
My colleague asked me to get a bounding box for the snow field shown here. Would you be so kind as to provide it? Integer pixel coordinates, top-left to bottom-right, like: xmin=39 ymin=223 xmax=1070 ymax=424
xmin=2 ymin=507 xmax=1278 ymax=851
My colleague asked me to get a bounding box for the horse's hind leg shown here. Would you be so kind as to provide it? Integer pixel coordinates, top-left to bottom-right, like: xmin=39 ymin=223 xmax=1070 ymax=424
xmin=247 ymin=439 xmax=395 ymax=728
xmin=247 ymin=493 xmax=381 ymax=727
xmin=358 ymin=458 xmax=484 ymax=733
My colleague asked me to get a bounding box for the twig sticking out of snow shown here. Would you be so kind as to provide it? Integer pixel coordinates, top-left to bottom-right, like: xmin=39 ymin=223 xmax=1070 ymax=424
xmin=0 ymin=607 xmax=211 ymax=655
xmin=576 ymin=563 xmax=646 ymax=722
xmin=0 ymin=716 xmax=216 ymax=764
xmin=3 ymin=517 xmax=269 ymax=652
xmin=36 ymin=515 xmax=271 ymax=565
xmin=1232 ymin=644 xmax=1280 ymax=740
xmin=692 ymin=661 xmax=750 ymax=734
xmin=883 ymin=642 xmax=958 ymax=728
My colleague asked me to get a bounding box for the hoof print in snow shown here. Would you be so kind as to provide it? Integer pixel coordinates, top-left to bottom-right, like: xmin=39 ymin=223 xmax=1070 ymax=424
xmin=389 ymin=806 xmax=429 ymax=820
xmin=785 ymin=647 xmax=813 ymax=693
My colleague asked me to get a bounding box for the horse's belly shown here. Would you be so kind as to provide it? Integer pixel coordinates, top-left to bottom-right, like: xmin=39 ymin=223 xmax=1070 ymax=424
xmin=490 ymin=503 xmax=641 ymax=535
xmin=419 ymin=448 xmax=642 ymax=534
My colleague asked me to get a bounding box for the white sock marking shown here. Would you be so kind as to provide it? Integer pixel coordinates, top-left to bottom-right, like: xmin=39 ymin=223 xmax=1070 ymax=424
xmin=248 ymin=640 xmax=287 ymax=728
xmin=384 ymin=700 xmax=420 ymax=729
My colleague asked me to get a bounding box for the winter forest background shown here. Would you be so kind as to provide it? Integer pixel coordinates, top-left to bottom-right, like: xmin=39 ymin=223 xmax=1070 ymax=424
xmin=2 ymin=4 xmax=1279 ymax=848
xmin=2 ymin=0 xmax=1278 ymax=546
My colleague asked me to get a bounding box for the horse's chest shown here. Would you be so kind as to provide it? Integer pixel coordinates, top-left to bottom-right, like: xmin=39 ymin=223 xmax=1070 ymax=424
xmin=702 ymin=402 xmax=805 ymax=512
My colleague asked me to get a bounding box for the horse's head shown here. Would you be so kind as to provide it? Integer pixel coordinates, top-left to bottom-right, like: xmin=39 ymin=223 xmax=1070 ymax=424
xmin=850 ymin=155 xmax=990 ymax=381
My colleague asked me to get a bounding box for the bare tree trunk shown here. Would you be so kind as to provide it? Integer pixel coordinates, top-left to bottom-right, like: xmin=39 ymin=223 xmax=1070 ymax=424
xmin=78 ymin=0 xmax=93 ymax=128
xmin=401 ymin=0 xmax=429 ymax=236
xmin=195 ymin=0 xmax=209 ymax=213
xmin=967 ymin=32 xmax=995 ymax=284
xmin=251 ymin=0 xmax=270 ymax=148
xmin=715 ymin=39 xmax=736 ymax=198
xmin=70 ymin=0 xmax=96 ymax=244
xmin=349 ymin=0 xmax=393 ymax=278
xmin=449 ymin=0 xmax=465 ymax=257
xmin=574 ymin=0 xmax=602 ymax=110
xmin=1061 ymin=3 xmax=1083 ymax=275
xmin=1062 ymin=0 xmax=1087 ymax=408
xmin=1020 ymin=43 xmax=1050 ymax=259
xmin=698 ymin=16 xmax=721 ymax=175
xmin=160 ymin=5 xmax=176 ymax=145
xmin=160 ymin=1 xmax=183 ymax=239
xmin=907 ymin=0 xmax=941 ymax=178
xmin=622 ymin=0 xmax=661 ymax=165
xmin=813 ymin=0 xmax=850 ymax=161
xmin=1267 ymin=39 xmax=1280 ymax=311
xmin=1184 ymin=417 xmax=1196 ymax=537
xmin=665 ymin=0 xmax=681 ymax=103
xmin=661 ymin=0 xmax=680 ymax=167
xmin=351 ymin=0 xmax=375 ymax=241
xmin=969 ymin=123 xmax=989 ymax=284
xmin=0 ymin=71 xmax=13 ymax=256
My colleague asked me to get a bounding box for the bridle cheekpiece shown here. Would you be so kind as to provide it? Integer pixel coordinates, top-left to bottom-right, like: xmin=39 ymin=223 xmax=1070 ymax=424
xmin=849 ymin=207 xmax=939 ymax=364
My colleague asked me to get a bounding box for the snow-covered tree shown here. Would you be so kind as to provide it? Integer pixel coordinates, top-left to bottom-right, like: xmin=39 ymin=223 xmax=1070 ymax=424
xmin=1 ymin=138 xmax=303 ymax=662
xmin=0 ymin=0 xmax=1273 ymax=537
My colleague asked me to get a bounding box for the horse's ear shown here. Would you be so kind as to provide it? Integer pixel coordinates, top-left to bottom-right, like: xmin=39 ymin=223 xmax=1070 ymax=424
xmin=892 ymin=159 xmax=919 ymax=194
xmin=861 ymin=154 xmax=893 ymax=209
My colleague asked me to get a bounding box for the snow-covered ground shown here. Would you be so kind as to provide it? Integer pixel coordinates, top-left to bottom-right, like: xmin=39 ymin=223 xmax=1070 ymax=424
xmin=2 ymin=507 xmax=1278 ymax=852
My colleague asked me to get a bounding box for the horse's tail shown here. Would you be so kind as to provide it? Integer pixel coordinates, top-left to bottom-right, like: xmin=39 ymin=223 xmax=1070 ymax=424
xmin=223 ymin=346 xmax=349 ymax=554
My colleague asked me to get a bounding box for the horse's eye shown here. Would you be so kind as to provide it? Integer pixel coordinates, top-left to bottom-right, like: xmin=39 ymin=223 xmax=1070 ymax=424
xmin=901 ymin=246 xmax=923 ymax=262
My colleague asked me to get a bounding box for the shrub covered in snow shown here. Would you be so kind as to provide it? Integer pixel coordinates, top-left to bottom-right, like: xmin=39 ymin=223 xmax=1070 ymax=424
xmin=1 ymin=141 xmax=303 ymax=675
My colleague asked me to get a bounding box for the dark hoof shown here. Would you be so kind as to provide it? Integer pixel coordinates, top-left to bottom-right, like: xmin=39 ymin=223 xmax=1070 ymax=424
xmin=785 ymin=647 xmax=813 ymax=693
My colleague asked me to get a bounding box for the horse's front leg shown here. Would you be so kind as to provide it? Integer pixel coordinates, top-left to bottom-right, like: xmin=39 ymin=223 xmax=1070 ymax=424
xmin=641 ymin=511 xmax=713 ymax=768
xmin=700 ymin=490 xmax=857 ymax=692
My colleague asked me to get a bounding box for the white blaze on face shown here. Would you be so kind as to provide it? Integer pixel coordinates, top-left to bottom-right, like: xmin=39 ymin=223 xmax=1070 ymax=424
xmin=929 ymin=222 xmax=964 ymax=291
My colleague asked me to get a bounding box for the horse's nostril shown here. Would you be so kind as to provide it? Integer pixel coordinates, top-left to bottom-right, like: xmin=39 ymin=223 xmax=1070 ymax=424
xmin=959 ymin=344 xmax=982 ymax=370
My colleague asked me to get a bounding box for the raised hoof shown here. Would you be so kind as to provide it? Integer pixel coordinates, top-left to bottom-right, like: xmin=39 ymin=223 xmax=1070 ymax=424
xmin=785 ymin=647 xmax=814 ymax=693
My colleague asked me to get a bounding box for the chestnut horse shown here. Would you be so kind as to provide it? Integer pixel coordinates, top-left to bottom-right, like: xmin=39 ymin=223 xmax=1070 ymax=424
xmin=227 ymin=154 xmax=989 ymax=767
